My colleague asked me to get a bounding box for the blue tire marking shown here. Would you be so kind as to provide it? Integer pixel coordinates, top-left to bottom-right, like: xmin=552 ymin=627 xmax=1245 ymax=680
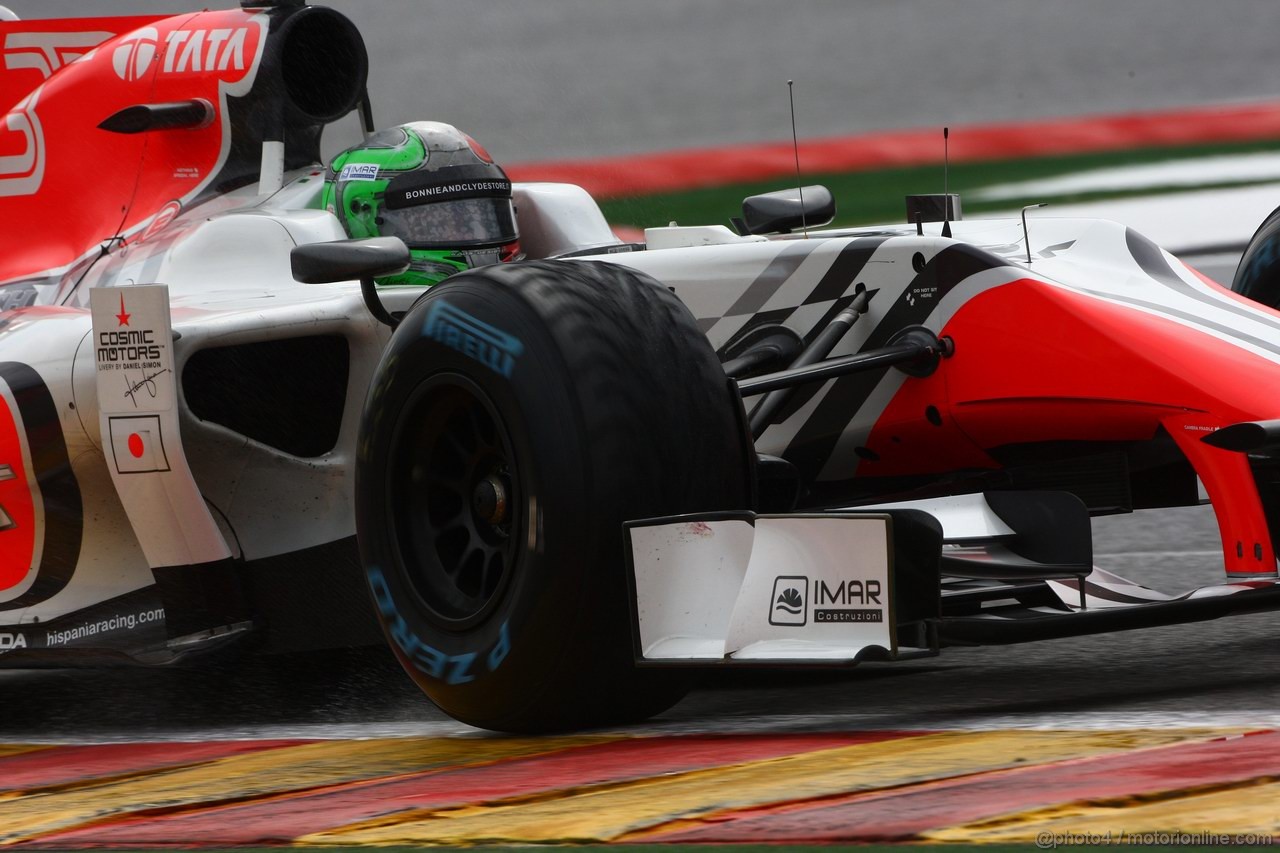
xmin=367 ymin=565 xmax=508 ymax=684
xmin=423 ymin=300 xmax=524 ymax=378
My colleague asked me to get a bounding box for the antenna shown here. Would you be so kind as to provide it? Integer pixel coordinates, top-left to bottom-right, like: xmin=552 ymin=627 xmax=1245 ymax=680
xmin=1021 ymin=203 xmax=1047 ymax=264
xmin=788 ymin=80 xmax=808 ymax=238
xmin=941 ymin=127 xmax=952 ymax=238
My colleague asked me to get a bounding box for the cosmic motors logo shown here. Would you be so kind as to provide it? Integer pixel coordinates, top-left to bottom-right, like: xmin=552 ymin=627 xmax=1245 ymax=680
xmin=769 ymin=576 xmax=808 ymax=627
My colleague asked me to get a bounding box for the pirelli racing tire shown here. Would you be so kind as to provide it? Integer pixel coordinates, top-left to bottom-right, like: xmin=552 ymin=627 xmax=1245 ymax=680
xmin=356 ymin=259 xmax=753 ymax=732
xmin=1232 ymin=203 xmax=1280 ymax=308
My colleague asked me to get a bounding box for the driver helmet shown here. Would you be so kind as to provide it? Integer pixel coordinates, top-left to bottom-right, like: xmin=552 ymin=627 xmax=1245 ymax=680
xmin=322 ymin=121 xmax=519 ymax=286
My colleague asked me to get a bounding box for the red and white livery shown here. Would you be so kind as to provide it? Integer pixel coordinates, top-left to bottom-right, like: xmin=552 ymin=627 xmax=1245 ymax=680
xmin=3 ymin=0 xmax=1280 ymax=733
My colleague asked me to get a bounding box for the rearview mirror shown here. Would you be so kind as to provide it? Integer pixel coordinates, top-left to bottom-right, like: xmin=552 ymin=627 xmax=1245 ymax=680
xmin=741 ymin=185 xmax=835 ymax=235
xmin=290 ymin=236 xmax=411 ymax=284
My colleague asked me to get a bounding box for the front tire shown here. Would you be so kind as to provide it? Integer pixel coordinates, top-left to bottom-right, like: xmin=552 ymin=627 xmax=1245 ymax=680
xmin=356 ymin=259 xmax=752 ymax=732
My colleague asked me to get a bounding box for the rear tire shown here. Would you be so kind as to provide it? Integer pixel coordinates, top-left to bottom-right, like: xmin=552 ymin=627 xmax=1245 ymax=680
xmin=1231 ymin=203 xmax=1280 ymax=308
xmin=356 ymin=259 xmax=753 ymax=732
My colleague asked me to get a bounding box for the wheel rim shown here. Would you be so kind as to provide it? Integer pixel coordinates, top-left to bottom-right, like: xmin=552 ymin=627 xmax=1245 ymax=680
xmin=390 ymin=372 xmax=522 ymax=629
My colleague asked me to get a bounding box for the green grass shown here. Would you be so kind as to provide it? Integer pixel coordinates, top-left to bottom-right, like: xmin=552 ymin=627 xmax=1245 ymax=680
xmin=598 ymin=138 xmax=1280 ymax=231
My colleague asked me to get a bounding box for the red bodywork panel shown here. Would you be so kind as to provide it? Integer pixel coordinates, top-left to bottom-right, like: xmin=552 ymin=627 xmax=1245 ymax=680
xmin=0 ymin=16 xmax=164 ymax=114
xmin=0 ymin=10 xmax=266 ymax=284
xmin=865 ymin=278 xmax=1280 ymax=574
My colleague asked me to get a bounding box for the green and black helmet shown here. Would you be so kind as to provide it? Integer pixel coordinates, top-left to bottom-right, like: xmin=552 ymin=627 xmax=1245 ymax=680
xmin=322 ymin=121 xmax=520 ymax=286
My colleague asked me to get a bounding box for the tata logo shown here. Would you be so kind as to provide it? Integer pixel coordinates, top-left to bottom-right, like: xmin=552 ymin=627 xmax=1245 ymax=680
xmin=161 ymin=28 xmax=251 ymax=74
xmin=0 ymin=633 xmax=26 ymax=651
xmin=111 ymin=27 xmax=159 ymax=81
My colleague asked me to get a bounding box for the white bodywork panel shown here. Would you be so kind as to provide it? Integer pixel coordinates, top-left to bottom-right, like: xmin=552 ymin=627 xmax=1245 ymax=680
xmin=70 ymin=183 xmax=382 ymax=565
xmin=512 ymin=183 xmax=625 ymax=258
xmin=856 ymin=494 xmax=1016 ymax=540
xmin=626 ymin=513 xmax=893 ymax=663
xmin=645 ymin=224 xmax=766 ymax=250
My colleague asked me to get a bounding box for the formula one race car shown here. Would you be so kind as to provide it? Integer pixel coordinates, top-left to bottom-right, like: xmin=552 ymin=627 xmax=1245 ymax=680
xmin=4 ymin=2 xmax=1280 ymax=733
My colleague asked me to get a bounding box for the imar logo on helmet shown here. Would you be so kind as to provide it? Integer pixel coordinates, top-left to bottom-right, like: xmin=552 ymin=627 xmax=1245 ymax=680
xmin=340 ymin=163 xmax=379 ymax=181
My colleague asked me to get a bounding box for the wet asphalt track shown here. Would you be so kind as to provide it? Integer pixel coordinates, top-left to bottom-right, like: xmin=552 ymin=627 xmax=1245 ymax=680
xmin=1 ymin=498 xmax=1276 ymax=742
xmin=1 ymin=5 xmax=1277 ymax=739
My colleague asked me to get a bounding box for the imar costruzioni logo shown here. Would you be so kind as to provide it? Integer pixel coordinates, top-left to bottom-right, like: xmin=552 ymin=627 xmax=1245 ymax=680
xmin=769 ymin=575 xmax=808 ymax=627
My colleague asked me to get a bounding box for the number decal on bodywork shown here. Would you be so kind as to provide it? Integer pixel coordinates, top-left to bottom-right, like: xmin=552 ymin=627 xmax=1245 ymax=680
xmin=0 ymin=363 xmax=82 ymax=608
xmin=0 ymin=399 xmax=35 ymax=590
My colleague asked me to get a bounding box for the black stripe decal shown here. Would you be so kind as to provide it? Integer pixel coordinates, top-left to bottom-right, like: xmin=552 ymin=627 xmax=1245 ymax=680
xmin=1074 ymin=287 xmax=1280 ymax=360
xmin=0 ymin=362 xmax=82 ymax=611
xmin=1065 ymin=578 xmax=1167 ymax=606
xmin=800 ymin=236 xmax=891 ymax=305
xmin=1127 ymin=228 xmax=1280 ymax=338
xmin=782 ymin=244 xmax=1008 ymax=483
xmin=717 ymin=238 xmax=888 ymax=360
xmin=722 ymin=240 xmax=818 ymax=317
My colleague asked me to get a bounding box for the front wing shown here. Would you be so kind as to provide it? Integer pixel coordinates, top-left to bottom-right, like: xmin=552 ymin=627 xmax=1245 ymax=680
xmin=624 ymin=493 xmax=1280 ymax=667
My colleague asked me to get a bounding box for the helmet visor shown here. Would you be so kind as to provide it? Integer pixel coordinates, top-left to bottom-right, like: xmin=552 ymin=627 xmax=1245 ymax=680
xmin=378 ymin=197 xmax=517 ymax=249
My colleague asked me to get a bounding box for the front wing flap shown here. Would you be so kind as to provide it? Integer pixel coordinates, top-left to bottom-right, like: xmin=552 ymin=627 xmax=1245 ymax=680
xmin=623 ymin=510 xmax=941 ymax=666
